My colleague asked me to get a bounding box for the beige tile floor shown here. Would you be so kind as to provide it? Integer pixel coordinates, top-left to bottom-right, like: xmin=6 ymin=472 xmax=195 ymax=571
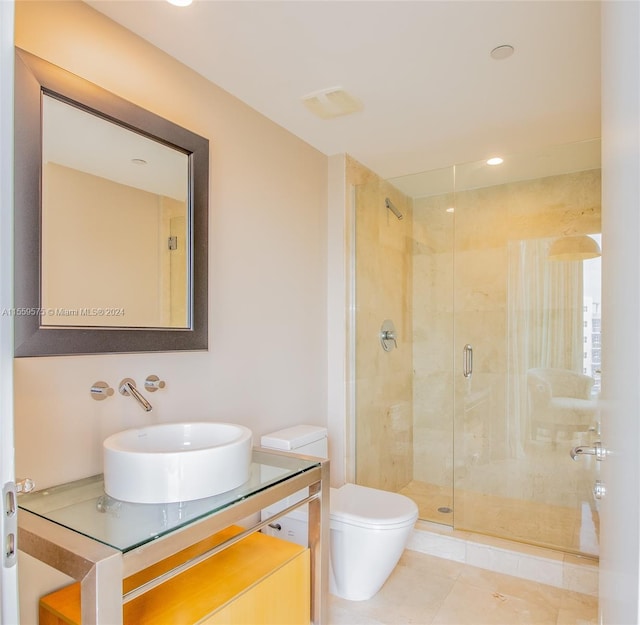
xmin=399 ymin=481 xmax=599 ymax=557
xmin=328 ymin=550 xmax=597 ymax=625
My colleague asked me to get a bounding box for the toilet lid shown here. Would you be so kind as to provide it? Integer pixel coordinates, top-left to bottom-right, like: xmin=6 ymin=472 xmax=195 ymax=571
xmin=330 ymin=483 xmax=418 ymax=528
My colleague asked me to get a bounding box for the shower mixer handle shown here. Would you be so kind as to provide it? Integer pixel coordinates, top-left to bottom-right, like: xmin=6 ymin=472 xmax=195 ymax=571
xmin=380 ymin=320 xmax=398 ymax=352
xmin=381 ymin=329 xmax=397 ymax=345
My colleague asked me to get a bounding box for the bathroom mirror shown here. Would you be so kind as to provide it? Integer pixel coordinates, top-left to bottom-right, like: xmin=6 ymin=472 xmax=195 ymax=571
xmin=14 ymin=48 xmax=209 ymax=356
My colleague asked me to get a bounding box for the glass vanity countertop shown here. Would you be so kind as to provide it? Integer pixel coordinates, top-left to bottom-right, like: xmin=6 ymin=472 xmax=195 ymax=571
xmin=18 ymin=450 xmax=320 ymax=553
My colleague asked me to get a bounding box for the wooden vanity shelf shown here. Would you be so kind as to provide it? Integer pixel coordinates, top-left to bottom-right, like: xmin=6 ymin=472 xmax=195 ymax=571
xmin=39 ymin=526 xmax=310 ymax=625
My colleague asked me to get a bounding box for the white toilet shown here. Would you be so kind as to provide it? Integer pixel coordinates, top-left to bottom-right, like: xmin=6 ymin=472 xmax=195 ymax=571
xmin=260 ymin=425 xmax=418 ymax=601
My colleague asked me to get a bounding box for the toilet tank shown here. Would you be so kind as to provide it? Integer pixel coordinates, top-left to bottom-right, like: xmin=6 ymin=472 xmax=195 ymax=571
xmin=259 ymin=425 xmax=328 ymax=541
xmin=260 ymin=425 xmax=328 ymax=458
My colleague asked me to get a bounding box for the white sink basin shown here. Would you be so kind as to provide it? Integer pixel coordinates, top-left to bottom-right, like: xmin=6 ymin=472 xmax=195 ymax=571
xmin=103 ymin=422 xmax=253 ymax=504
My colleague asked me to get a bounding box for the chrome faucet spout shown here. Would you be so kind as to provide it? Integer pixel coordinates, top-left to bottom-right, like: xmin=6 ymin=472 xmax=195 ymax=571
xmin=119 ymin=378 xmax=153 ymax=412
xmin=570 ymin=445 xmax=591 ymax=460
xmin=570 ymin=441 xmax=606 ymax=461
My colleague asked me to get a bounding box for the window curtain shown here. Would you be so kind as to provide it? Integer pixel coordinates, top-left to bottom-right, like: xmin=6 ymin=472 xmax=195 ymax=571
xmin=507 ymin=238 xmax=583 ymax=455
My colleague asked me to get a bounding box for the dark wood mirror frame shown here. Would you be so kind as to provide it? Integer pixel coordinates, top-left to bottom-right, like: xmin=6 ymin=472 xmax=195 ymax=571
xmin=14 ymin=48 xmax=209 ymax=357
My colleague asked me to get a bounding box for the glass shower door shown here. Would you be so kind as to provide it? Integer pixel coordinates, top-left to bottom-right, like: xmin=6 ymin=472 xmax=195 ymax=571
xmin=452 ymin=143 xmax=601 ymax=556
xmin=404 ymin=169 xmax=455 ymax=524
xmin=451 ymin=162 xmax=510 ymax=541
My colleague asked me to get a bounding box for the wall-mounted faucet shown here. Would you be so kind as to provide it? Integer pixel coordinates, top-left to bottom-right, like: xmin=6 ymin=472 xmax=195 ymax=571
xmin=119 ymin=378 xmax=153 ymax=412
xmin=90 ymin=375 xmax=166 ymax=411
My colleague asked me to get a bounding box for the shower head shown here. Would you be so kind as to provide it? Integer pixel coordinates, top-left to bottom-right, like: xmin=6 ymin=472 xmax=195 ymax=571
xmin=385 ymin=198 xmax=403 ymax=220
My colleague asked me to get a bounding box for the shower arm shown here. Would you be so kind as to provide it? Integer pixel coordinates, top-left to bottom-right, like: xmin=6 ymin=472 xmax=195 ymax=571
xmin=385 ymin=198 xmax=403 ymax=220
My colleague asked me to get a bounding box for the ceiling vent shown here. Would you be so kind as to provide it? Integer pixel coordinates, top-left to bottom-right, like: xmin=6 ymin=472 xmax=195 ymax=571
xmin=302 ymin=87 xmax=363 ymax=120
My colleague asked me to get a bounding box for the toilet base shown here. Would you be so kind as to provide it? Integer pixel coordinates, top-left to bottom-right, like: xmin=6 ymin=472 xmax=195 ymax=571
xmin=329 ymin=520 xmax=413 ymax=601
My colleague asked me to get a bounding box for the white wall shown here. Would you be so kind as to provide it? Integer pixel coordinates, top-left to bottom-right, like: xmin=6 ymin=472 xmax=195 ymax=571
xmin=599 ymin=1 xmax=640 ymax=622
xmin=14 ymin=2 xmax=328 ymax=619
xmin=0 ymin=0 xmax=18 ymax=622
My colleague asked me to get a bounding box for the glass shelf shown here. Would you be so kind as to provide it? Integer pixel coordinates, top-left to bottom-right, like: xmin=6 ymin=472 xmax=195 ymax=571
xmin=18 ymin=449 xmax=320 ymax=553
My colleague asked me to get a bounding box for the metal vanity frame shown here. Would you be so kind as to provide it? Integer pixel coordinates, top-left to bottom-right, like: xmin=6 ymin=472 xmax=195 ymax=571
xmin=18 ymin=449 xmax=330 ymax=625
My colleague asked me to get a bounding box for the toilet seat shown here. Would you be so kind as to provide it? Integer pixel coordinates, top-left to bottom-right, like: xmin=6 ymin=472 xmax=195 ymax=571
xmin=330 ymin=483 xmax=418 ymax=530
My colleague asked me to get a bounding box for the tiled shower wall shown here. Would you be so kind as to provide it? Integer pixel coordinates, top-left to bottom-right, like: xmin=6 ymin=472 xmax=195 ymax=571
xmin=347 ymin=156 xmax=414 ymax=492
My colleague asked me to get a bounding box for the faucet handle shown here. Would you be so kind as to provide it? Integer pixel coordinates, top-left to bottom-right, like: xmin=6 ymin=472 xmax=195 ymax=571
xmin=16 ymin=477 xmax=36 ymax=494
xmin=145 ymin=375 xmax=166 ymax=392
xmin=90 ymin=381 xmax=114 ymax=401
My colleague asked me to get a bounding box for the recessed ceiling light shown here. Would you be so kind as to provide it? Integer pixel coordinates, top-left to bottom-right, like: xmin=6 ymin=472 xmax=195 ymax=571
xmin=446 ymin=207 xmax=455 ymax=213
xmin=486 ymin=157 xmax=504 ymax=166
xmin=131 ymin=158 xmax=148 ymax=166
xmin=490 ymin=45 xmax=515 ymax=60
xmin=167 ymin=0 xmax=192 ymax=6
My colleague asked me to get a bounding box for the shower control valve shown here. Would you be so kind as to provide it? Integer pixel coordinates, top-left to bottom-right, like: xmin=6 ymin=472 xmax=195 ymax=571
xmin=381 ymin=329 xmax=397 ymax=343
xmin=380 ymin=320 xmax=398 ymax=352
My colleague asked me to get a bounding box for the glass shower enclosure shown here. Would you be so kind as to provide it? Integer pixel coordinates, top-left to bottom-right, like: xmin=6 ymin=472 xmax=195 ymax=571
xmin=353 ymin=139 xmax=601 ymax=557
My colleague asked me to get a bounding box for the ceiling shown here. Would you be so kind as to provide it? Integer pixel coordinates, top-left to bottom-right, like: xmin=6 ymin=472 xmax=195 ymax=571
xmin=44 ymin=94 xmax=188 ymax=201
xmin=85 ymin=0 xmax=601 ymax=180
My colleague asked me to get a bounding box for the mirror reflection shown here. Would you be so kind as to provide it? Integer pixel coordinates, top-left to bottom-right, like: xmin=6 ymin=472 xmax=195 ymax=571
xmin=41 ymin=94 xmax=189 ymax=328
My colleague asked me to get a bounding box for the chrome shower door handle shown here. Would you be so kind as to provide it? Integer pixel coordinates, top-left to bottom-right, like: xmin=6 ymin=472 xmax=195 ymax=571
xmin=463 ymin=344 xmax=473 ymax=378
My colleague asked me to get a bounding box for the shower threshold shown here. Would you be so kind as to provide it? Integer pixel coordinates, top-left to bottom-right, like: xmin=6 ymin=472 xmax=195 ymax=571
xmin=408 ymin=519 xmax=598 ymax=597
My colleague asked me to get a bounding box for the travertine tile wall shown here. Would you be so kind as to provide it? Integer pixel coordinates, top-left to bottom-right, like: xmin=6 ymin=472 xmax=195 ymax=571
xmin=348 ymin=156 xmax=414 ymax=491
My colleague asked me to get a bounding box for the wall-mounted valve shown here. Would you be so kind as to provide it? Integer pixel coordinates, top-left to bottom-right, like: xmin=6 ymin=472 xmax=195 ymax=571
xmin=380 ymin=320 xmax=398 ymax=352
xmin=144 ymin=375 xmax=166 ymax=392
